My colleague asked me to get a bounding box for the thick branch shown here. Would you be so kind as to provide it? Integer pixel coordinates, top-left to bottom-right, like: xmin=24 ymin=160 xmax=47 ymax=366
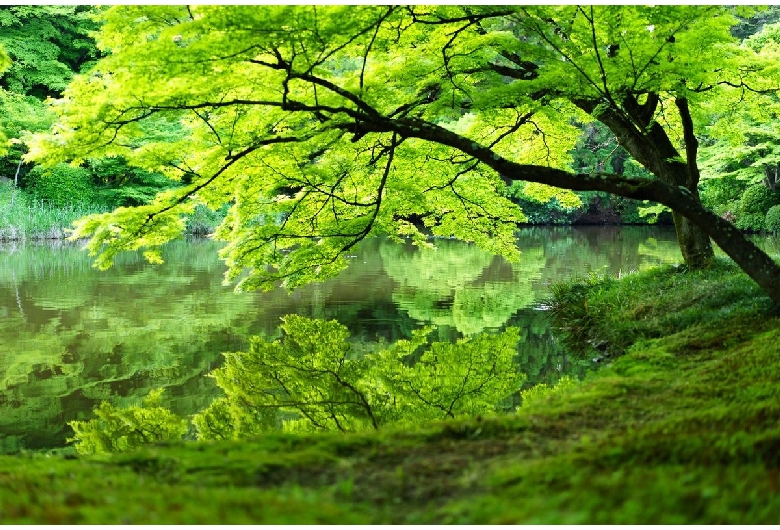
xmin=675 ymin=97 xmax=700 ymax=189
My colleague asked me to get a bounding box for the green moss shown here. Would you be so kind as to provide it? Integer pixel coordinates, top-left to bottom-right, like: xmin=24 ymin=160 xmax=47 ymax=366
xmin=1 ymin=261 xmax=779 ymax=523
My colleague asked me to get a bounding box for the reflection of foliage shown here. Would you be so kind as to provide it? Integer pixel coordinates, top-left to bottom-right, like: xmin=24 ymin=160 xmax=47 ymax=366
xmin=68 ymin=389 xmax=187 ymax=456
xmin=636 ymin=238 xmax=686 ymax=271
xmin=381 ymin=240 xmax=546 ymax=335
xmin=194 ymin=315 xmax=524 ymax=440
xmin=2 ymin=230 xmax=692 ymax=453
xmin=0 ymin=240 xmax=254 ymax=451
xmin=382 ymin=326 xmax=523 ymax=426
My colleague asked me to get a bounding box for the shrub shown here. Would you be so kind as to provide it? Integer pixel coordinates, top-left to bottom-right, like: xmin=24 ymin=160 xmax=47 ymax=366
xmin=739 ymin=184 xmax=780 ymax=214
xmin=25 ymin=163 xmax=95 ymax=206
xmin=766 ymin=205 xmax=780 ymax=233
xmin=736 ymin=212 xmax=768 ymax=232
xmin=736 ymin=184 xmax=780 ymax=231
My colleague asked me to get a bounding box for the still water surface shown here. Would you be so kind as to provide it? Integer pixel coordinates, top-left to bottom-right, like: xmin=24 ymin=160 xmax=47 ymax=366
xmin=0 ymin=226 xmax=696 ymax=452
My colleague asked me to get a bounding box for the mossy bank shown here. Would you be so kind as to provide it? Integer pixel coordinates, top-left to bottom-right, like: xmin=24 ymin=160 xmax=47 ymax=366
xmin=2 ymin=258 xmax=779 ymax=524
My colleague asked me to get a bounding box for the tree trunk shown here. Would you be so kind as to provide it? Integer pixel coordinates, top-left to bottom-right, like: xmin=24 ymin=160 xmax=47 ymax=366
xmin=672 ymin=213 xmax=713 ymax=269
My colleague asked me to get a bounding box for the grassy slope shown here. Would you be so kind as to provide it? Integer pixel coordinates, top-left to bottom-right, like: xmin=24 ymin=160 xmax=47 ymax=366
xmin=2 ymin=259 xmax=780 ymax=523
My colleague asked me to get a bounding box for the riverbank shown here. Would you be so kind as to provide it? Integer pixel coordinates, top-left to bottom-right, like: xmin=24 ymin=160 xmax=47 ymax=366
xmin=0 ymin=186 xmax=104 ymax=241
xmin=0 ymin=182 xmax=222 ymax=240
xmin=1 ymin=258 xmax=778 ymax=523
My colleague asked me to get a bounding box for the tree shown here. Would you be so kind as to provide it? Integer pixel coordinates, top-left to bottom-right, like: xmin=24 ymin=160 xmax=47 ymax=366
xmin=698 ymin=21 xmax=780 ymax=231
xmin=0 ymin=5 xmax=99 ymax=99
xmin=27 ymin=6 xmax=780 ymax=304
xmin=0 ymin=6 xmax=100 ymax=181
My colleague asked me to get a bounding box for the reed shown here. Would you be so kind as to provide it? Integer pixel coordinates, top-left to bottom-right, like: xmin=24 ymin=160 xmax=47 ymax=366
xmin=0 ymin=185 xmax=228 ymax=242
xmin=0 ymin=184 xmax=108 ymax=241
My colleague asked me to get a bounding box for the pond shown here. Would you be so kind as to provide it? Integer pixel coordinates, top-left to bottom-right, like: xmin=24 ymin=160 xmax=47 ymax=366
xmin=0 ymin=226 xmax=693 ymax=453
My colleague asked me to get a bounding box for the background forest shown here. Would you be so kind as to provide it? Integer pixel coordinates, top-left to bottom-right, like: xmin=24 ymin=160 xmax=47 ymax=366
xmin=4 ymin=5 xmax=780 ymax=239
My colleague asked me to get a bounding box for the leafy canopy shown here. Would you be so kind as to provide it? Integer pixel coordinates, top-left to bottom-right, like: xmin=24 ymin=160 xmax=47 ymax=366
xmin=27 ymin=6 xmax=766 ymax=291
xmin=700 ymin=21 xmax=780 ymax=185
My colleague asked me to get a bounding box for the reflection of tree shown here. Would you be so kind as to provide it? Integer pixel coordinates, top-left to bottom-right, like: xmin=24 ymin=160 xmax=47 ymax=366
xmin=193 ymin=316 xmax=524 ymax=440
xmin=0 ymin=240 xmax=254 ymax=452
xmin=637 ymin=238 xmax=685 ymax=269
xmin=0 ymin=228 xmax=699 ymax=452
xmin=381 ymin=240 xmax=546 ymax=335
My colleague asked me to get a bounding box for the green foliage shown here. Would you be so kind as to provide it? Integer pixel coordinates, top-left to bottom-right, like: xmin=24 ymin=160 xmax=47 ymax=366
xmin=765 ymin=205 xmax=780 ymax=232
xmin=0 ymin=6 xmax=100 ymax=197
xmin=519 ymin=375 xmax=577 ymax=410
xmin=185 ymin=203 xmax=228 ymax=236
xmin=25 ymin=5 xmax=757 ymax=289
xmin=25 ymin=163 xmax=95 ymax=206
xmin=504 ymin=182 xmax=580 ymax=224
xmin=735 ymin=184 xmax=780 ymax=231
xmin=740 ymin=183 xmax=780 ymax=214
xmin=194 ymin=315 xmax=524 ymax=440
xmin=698 ymin=20 xmax=780 ymax=221
xmin=699 ymin=175 xmax=743 ymax=217
xmin=0 ymin=6 xmax=99 ymax=98
xmin=635 ymin=202 xmax=671 ymax=224
xmin=0 ymin=44 xmax=9 ymax=75
xmin=86 ymin=157 xmax=178 ymax=208
xmin=67 ymin=389 xmax=188 ymax=456
xmin=730 ymin=5 xmax=780 ymax=40
xmin=0 ymin=86 xmax=55 ymax=175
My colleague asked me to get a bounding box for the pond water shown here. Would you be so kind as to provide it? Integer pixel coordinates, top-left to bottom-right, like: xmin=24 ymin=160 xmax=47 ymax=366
xmin=0 ymin=226 xmax=695 ymax=453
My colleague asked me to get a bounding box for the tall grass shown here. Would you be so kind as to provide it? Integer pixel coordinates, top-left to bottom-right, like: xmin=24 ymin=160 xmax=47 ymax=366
xmin=0 ymin=183 xmax=107 ymax=241
xmin=0 ymin=183 xmax=227 ymax=240
xmin=545 ymin=258 xmax=775 ymax=360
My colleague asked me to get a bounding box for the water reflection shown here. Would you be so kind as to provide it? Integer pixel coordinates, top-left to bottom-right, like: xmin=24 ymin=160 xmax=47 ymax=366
xmin=0 ymin=226 xmax=690 ymax=452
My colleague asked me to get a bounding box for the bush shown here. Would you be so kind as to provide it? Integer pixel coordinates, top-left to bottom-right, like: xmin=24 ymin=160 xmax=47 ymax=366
xmin=736 ymin=184 xmax=780 ymax=231
xmin=25 ymin=163 xmax=95 ymax=206
xmin=739 ymin=184 xmax=780 ymax=214
xmin=736 ymin=212 xmax=768 ymax=232
xmin=766 ymin=205 xmax=780 ymax=233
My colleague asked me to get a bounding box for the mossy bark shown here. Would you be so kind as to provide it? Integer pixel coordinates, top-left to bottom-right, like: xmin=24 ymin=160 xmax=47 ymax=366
xmin=672 ymin=212 xmax=713 ymax=270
